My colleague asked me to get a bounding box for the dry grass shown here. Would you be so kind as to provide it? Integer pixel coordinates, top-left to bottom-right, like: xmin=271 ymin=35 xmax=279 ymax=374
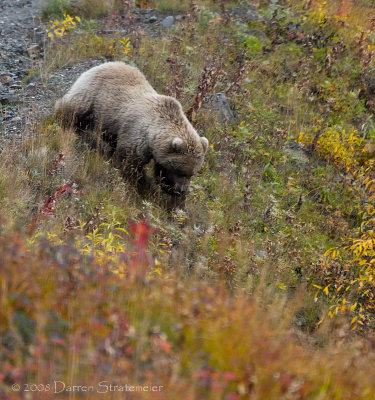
xmin=77 ymin=0 xmax=124 ymax=18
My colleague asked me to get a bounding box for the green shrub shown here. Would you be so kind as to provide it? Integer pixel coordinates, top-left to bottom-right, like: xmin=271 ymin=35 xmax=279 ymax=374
xmin=41 ymin=0 xmax=72 ymax=19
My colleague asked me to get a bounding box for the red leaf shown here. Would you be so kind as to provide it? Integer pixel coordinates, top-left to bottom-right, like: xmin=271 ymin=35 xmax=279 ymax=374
xmin=129 ymin=219 xmax=156 ymax=248
xmin=225 ymin=394 xmax=241 ymax=400
xmin=50 ymin=337 xmax=67 ymax=347
xmin=155 ymin=338 xmax=172 ymax=354
xmin=222 ymin=371 xmax=237 ymax=382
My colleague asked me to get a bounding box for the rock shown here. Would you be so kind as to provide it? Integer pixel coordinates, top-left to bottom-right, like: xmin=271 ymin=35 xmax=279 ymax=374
xmin=204 ymin=92 xmax=237 ymax=124
xmin=0 ymin=93 xmax=17 ymax=104
xmin=31 ymin=29 xmax=44 ymax=45
xmin=10 ymin=116 xmax=21 ymax=123
xmin=162 ymin=16 xmax=175 ymax=28
xmin=2 ymin=110 xmax=15 ymax=121
xmin=0 ymin=82 xmax=4 ymax=93
xmin=255 ymin=250 xmax=267 ymax=259
xmin=148 ymin=15 xmax=157 ymax=23
xmin=283 ymin=141 xmax=309 ymax=167
xmin=0 ymin=75 xmax=13 ymax=84
xmin=27 ymin=44 xmax=41 ymax=57
xmin=175 ymin=15 xmax=184 ymax=22
xmin=14 ymin=43 xmax=25 ymax=54
xmin=230 ymin=5 xmax=259 ymax=22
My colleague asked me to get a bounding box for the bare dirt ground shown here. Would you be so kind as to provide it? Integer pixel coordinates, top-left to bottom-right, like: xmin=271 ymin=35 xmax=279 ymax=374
xmin=0 ymin=0 xmax=47 ymax=139
xmin=0 ymin=0 xmax=180 ymax=141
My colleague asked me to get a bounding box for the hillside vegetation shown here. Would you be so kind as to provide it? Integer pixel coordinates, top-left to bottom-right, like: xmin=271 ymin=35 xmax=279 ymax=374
xmin=2 ymin=0 xmax=375 ymax=398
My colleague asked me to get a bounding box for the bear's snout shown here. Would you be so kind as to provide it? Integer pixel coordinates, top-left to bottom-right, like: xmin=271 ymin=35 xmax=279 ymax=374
xmin=173 ymin=180 xmax=190 ymax=195
xmin=155 ymin=163 xmax=191 ymax=196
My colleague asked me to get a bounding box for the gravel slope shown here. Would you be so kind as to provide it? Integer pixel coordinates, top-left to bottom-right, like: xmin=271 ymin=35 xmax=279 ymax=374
xmin=0 ymin=0 xmax=46 ymax=140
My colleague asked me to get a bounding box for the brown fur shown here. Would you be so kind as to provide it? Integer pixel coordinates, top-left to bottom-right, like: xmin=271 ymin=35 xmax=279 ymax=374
xmin=55 ymin=62 xmax=209 ymax=196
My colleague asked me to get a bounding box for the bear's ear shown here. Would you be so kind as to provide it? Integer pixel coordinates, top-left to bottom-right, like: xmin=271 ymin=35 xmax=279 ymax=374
xmin=159 ymin=96 xmax=182 ymax=123
xmin=201 ymin=137 xmax=209 ymax=153
xmin=171 ymin=137 xmax=184 ymax=153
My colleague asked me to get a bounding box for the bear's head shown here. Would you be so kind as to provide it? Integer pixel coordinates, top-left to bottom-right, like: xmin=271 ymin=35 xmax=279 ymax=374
xmin=152 ymin=97 xmax=209 ymax=196
xmin=154 ymin=135 xmax=209 ymax=195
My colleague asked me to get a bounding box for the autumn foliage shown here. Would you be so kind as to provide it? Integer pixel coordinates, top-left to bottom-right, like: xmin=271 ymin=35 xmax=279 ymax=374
xmin=2 ymin=228 xmax=375 ymax=399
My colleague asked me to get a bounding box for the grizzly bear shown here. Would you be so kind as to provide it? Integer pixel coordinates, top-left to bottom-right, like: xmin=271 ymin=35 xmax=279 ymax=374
xmin=55 ymin=62 xmax=209 ymax=198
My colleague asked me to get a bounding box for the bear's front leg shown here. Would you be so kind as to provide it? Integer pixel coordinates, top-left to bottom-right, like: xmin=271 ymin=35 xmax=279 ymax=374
xmin=112 ymin=148 xmax=148 ymax=194
xmin=169 ymin=193 xmax=187 ymax=210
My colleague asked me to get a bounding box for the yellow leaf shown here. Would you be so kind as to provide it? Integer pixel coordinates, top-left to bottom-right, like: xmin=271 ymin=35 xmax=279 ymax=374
xmin=351 ymin=316 xmax=358 ymax=324
xmin=313 ymin=284 xmax=322 ymax=290
xmin=55 ymin=28 xmax=65 ymax=37
xmin=324 ymin=248 xmax=334 ymax=257
xmin=323 ymin=285 xmax=330 ymax=295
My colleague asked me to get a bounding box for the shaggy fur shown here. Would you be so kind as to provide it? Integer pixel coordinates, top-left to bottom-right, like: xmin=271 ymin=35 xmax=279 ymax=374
xmin=55 ymin=62 xmax=209 ymax=196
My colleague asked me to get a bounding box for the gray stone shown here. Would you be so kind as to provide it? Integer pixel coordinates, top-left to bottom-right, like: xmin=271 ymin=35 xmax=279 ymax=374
xmin=255 ymin=250 xmax=267 ymax=259
xmin=27 ymin=44 xmax=41 ymax=57
xmin=14 ymin=43 xmax=25 ymax=54
xmin=283 ymin=141 xmax=309 ymax=167
xmin=204 ymin=92 xmax=237 ymax=124
xmin=0 ymin=75 xmax=13 ymax=84
xmin=0 ymin=93 xmax=17 ymax=104
xmin=230 ymin=5 xmax=259 ymax=22
xmin=148 ymin=15 xmax=157 ymax=23
xmin=0 ymin=82 xmax=4 ymax=93
xmin=162 ymin=16 xmax=175 ymax=28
